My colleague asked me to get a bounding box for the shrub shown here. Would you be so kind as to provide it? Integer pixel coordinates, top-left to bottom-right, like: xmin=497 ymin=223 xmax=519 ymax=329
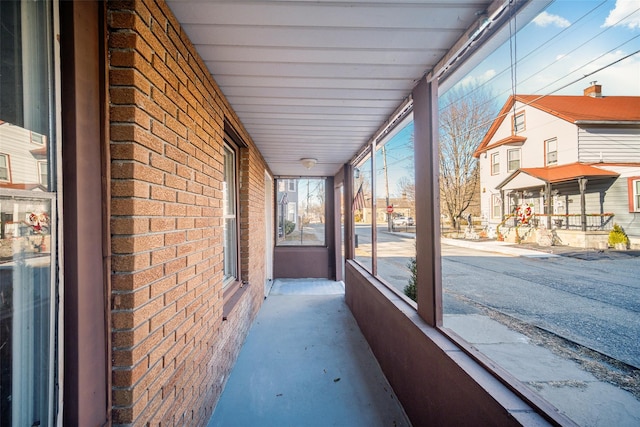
xmin=608 ymin=223 xmax=629 ymax=248
xmin=284 ymin=219 xmax=295 ymax=235
xmin=404 ymin=256 xmax=417 ymax=302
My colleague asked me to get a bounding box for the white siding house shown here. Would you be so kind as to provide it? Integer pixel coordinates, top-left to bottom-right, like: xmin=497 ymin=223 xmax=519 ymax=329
xmin=474 ymin=84 xmax=640 ymax=242
xmin=0 ymin=121 xmax=48 ymax=190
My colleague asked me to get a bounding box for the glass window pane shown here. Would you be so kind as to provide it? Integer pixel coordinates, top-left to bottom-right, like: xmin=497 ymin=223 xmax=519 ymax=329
xmin=491 ymin=153 xmax=499 ymax=175
xmin=223 ymin=217 xmax=237 ymax=280
xmin=0 ymin=155 xmax=8 ymax=181
xmin=508 ymin=149 xmax=520 ymax=172
xmin=222 ymin=145 xmax=237 ymax=283
xmin=440 ymin=2 xmax=640 ymax=424
xmin=0 ymin=1 xmax=56 ymax=425
xmin=0 ymin=197 xmax=53 ymax=426
xmin=276 ymin=178 xmax=325 ymax=246
xmin=353 ymin=155 xmax=372 ymax=271
xmin=373 ymin=120 xmax=416 ymax=297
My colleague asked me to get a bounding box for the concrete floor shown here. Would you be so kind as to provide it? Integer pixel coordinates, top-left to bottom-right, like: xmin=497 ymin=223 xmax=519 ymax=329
xmin=207 ymin=278 xmax=410 ymax=427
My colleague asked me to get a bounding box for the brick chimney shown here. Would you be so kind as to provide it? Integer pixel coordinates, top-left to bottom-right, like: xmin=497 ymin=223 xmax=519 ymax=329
xmin=584 ymin=81 xmax=602 ymax=98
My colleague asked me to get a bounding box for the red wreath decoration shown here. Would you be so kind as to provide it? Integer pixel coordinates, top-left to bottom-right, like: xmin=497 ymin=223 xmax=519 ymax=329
xmin=516 ymin=205 xmax=533 ymax=225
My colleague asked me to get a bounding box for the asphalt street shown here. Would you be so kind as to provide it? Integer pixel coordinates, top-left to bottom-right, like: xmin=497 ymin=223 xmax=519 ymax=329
xmin=354 ymin=224 xmax=640 ymax=368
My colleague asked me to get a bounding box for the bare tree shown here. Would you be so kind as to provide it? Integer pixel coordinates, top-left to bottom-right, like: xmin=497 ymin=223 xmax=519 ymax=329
xmin=396 ymin=176 xmax=415 ymax=202
xmin=439 ymin=84 xmax=496 ymax=231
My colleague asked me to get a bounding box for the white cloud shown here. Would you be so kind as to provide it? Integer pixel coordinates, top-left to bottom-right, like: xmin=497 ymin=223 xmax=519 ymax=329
xmin=460 ymin=69 xmax=497 ymax=87
xmin=519 ymin=50 xmax=640 ymax=96
xmin=548 ymin=50 xmax=640 ymax=96
xmin=579 ymin=50 xmax=640 ymax=95
xmin=603 ymin=0 xmax=640 ymax=29
xmin=533 ymin=11 xmax=571 ymax=28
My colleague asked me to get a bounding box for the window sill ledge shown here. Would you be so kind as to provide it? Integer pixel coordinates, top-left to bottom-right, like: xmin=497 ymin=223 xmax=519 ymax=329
xmin=222 ymin=280 xmax=249 ymax=321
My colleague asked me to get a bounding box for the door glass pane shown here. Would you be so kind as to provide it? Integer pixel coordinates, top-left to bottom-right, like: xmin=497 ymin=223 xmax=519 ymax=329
xmin=0 ymin=1 xmax=56 ymax=425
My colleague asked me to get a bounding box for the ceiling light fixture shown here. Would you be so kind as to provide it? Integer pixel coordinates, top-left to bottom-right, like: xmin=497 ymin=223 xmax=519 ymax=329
xmin=300 ymin=158 xmax=317 ymax=169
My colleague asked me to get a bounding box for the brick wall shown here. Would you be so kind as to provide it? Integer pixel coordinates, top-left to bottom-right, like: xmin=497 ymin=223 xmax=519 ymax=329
xmin=108 ymin=1 xmax=267 ymax=424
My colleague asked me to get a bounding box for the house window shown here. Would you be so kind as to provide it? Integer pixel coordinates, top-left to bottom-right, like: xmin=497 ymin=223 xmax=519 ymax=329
xmin=276 ymin=178 xmax=326 ymax=246
xmin=629 ymin=178 xmax=640 ymax=212
xmin=30 ymin=131 xmax=45 ymax=145
xmin=278 ymin=179 xmax=296 ymax=193
xmin=492 ymin=195 xmax=501 ymax=218
xmin=0 ymin=1 xmax=58 ymax=425
xmin=0 ymin=154 xmax=9 ymax=181
xmin=546 ymin=138 xmax=557 ymax=165
xmin=513 ymin=111 xmax=525 ymax=133
xmin=507 ymin=149 xmax=520 ymax=172
xmin=223 ymin=143 xmax=238 ymax=284
xmin=491 ymin=152 xmax=500 ymax=175
xmin=39 ymin=161 xmax=48 ymax=186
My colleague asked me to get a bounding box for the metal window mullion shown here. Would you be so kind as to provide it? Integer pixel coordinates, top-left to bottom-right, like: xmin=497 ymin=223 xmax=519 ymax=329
xmin=370 ymin=142 xmax=377 ymax=276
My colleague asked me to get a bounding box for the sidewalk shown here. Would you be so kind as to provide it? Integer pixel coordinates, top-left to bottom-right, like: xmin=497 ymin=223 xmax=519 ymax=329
xmin=440 ymin=236 xmax=640 ymax=426
xmin=441 ymin=237 xmax=560 ymax=258
xmin=441 ymin=236 xmax=640 ymax=260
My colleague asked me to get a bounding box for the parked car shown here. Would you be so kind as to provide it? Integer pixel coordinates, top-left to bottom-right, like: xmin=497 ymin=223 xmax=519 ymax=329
xmin=393 ymin=216 xmax=414 ymax=226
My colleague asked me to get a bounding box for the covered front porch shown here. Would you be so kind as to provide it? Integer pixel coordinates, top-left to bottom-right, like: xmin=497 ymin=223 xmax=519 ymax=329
xmin=495 ymin=163 xmax=619 ymax=248
xmin=207 ymin=279 xmax=410 ymax=426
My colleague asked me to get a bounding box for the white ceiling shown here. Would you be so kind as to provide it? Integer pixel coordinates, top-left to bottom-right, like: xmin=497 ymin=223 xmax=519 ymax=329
xmin=166 ymin=0 xmax=495 ymax=177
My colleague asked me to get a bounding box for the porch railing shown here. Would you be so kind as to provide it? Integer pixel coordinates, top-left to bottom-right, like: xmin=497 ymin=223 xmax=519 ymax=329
xmin=500 ymin=213 xmax=615 ymax=231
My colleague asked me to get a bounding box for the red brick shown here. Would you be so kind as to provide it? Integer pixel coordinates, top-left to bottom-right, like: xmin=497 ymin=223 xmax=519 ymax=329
xmin=150 ymin=185 xmax=176 ymax=202
xmin=111 ymin=217 xmax=149 ymax=235
xmin=113 ymin=234 xmax=158 ymax=254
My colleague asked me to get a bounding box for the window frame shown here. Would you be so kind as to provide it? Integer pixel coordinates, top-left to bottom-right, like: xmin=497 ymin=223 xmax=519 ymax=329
xmin=30 ymin=131 xmax=46 ymax=146
xmin=507 ymin=148 xmax=520 ymax=173
xmin=222 ymin=141 xmax=240 ymax=287
xmin=0 ymin=1 xmax=60 ymax=425
xmin=628 ymin=177 xmax=640 ymax=212
xmin=491 ymin=194 xmax=501 ymax=219
xmin=276 ymin=177 xmax=327 ymax=247
xmin=512 ymin=110 xmax=525 ymax=133
xmin=0 ymin=154 xmax=11 ymax=182
xmin=38 ymin=160 xmax=48 ymax=186
xmin=545 ymin=137 xmax=558 ymax=166
xmin=490 ymin=152 xmax=500 ymax=175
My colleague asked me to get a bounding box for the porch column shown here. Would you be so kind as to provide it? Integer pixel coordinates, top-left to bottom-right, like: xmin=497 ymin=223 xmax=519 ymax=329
xmin=413 ymin=76 xmax=440 ymax=327
xmin=578 ymin=177 xmax=588 ymax=232
xmin=546 ymin=182 xmax=552 ymax=229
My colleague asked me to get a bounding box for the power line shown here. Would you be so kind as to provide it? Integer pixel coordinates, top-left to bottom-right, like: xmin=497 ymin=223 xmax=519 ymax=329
xmin=440 ymin=1 xmax=637 ymax=112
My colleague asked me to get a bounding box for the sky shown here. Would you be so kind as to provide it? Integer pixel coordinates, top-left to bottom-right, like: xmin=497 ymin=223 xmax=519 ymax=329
xmin=362 ymin=0 xmax=640 ymax=198
xmin=457 ymin=0 xmax=640 ymax=100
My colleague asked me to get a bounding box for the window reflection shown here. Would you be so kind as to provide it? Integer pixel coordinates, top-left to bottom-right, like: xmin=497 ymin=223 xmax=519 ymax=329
xmin=0 ymin=0 xmax=56 ymax=425
xmin=374 ymin=120 xmax=416 ymax=296
xmin=276 ymin=178 xmax=326 ymax=246
xmin=439 ymin=1 xmax=640 ymax=424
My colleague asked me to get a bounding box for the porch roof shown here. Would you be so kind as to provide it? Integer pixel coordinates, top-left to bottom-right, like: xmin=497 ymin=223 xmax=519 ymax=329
xmin=497 ymin=162 xmax=619 ymax=191
xmin=164 ymin=0 xmax=543 ymax=177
